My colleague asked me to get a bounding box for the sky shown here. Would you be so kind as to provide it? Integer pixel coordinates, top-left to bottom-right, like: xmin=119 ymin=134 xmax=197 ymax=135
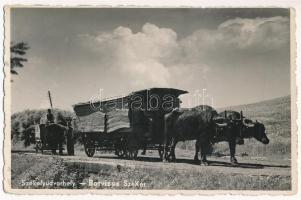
xmin=10 ymin=8 xmax=291 ymax=113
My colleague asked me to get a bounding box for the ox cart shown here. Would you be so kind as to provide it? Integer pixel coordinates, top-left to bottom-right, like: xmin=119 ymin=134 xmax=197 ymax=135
xmin=34 ymin=122 xmax=74 ymax=155
xmin=73 ymin=88 xmax=187 ymax=159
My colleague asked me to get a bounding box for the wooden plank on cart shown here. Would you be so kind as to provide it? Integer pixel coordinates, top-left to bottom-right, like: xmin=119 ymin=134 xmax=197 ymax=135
xmin=106 ymin=109 xmax=130 ymax=133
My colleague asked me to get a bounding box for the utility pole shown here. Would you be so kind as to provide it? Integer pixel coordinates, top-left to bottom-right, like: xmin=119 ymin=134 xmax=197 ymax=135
xmin=48 ymin=90 xmax=53 ymax=108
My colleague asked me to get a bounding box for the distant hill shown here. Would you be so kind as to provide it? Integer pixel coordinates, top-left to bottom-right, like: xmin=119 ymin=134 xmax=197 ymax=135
xmin=218 ymin=95 xmax=291 ymax=138
xmin=215 ymin=95 xmax=291 ymax=157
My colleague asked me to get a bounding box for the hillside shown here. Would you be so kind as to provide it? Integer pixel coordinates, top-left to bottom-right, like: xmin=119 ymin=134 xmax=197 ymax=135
xmin=218 ymin=95 xmax=291 ymax=138
xmin=216 ymin=95 xmax=291 ymax=157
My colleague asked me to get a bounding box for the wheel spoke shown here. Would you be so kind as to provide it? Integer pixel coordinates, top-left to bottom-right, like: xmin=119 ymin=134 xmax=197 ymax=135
xmin=84 ymin=139 xmax=95 ymax=157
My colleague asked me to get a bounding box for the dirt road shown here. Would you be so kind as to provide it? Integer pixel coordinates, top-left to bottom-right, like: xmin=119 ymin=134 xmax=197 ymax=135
xmin=12 ymin=149 xmax=291 ymax=176
xmin=56 ymin=151 xmax=290 ymax=177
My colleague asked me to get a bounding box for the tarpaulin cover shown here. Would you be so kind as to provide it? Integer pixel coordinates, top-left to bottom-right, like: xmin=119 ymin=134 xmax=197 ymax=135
xmin=75 ymin=111 xmax=105 ymax=133
xmin=106 ymin=109 xmax=130 ymax=133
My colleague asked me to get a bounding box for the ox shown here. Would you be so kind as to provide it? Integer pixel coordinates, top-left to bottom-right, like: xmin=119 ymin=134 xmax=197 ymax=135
xmin=164 ymin=107 xmax=269 ymax=165
xmin=213 ymin=110 xmax=269 ymax=164
xmin=163 ymin=105 xmax=230 ymax=165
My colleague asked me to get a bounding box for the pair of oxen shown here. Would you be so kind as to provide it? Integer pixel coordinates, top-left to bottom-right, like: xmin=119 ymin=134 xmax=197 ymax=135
xmin=162 ymin=105 xmax=269 ymax=165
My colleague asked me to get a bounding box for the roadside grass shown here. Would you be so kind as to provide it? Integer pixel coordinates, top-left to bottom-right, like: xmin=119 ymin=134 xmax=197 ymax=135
xmin=11 ymin=154 xmax=82 ymax=189
xmin=11 ymin=153 xmax=291 ymax=190
xmin=81 ymin=164 xmax=291 ymax=190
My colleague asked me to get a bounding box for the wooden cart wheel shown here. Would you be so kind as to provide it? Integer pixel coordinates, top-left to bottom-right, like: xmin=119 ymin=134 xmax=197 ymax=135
xmin=85 ymin=146 xmax=95 ymax=157
xmin=35 ymin=141 xmax=42 ymax=154
xmin=162 ymin=146 xmax=173 ymax=162
xmin=84 ymin=140 xmax=95 ymax=157
xmin=115 ymin=138 xmax=127 ymax=158
xmin=116 ymin=149 xmax=126 ymax=158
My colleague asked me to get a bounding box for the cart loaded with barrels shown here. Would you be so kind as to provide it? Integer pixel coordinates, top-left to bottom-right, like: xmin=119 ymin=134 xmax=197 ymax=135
xmin=73 ymin=88 xmax=187 ymax=159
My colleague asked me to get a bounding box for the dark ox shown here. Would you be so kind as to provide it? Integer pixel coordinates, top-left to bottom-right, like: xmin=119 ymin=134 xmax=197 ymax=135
xmin=163 ymin=105 xmax=230 ymax=165
xmin=164 ymin=107 xmax=269 ymax=165
xmin=214 ymin=110 xmax=269 ymax=164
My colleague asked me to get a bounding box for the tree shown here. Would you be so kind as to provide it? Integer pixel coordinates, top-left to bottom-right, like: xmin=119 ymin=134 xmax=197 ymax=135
xmin=10 ymin=41 xmax=29 ymax=75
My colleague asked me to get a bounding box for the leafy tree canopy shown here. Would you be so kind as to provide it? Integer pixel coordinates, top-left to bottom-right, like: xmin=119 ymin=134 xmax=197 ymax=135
xmin=10 ymin=41 xmax=29 ymax=75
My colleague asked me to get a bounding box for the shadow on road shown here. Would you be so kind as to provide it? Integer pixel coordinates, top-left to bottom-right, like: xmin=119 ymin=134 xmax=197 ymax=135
xmin=11 ymin=149 xmax=36 ymax=154
xmin=203 ymin=160 xmax=291 ymax=169
xmin=92 ymin=154 xmax=291 ymax=169
xmin=12 ymin=150 xmax=291 ymax=170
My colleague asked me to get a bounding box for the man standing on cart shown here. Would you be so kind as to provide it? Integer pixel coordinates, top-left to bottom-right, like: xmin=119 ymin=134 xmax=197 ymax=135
xmin=46 ymin=108 xmax=55 ymax=125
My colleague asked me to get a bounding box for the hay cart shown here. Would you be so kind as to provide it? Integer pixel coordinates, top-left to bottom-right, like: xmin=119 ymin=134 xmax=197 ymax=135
xmin=34 ymin=91 xmax=75 ymax=155
xmin=34 ymin=123 xmax=75 ymax=155
xmin=73 ymin=88 xmax=187 ymax=159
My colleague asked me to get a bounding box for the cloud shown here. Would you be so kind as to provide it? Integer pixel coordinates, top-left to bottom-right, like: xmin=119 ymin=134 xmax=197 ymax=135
xmin=180 ymin=16 xmax=289 ymax=62
xmin=218 ymin=16 xmax=289 ymax=50
xmin=77 ymin=16 xmax=289 ymax=91
xmin=78 ymin=23 xmax=179 ymax=89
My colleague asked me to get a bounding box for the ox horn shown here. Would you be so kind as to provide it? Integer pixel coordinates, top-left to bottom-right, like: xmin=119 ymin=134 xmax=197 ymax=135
xmin=243 ymin=119 xmax=255 ymax=128
xmin=216 ymin=122 xmax=227 ymax=127
xmin=172 ymin=107 xmax=183 ymax=115
xmin=214 ymin=117 xmax=228 ymax=127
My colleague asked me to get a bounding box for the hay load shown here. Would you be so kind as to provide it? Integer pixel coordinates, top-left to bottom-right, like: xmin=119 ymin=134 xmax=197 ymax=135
xmin=73 ymin=95 xmax=130 ymax=134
